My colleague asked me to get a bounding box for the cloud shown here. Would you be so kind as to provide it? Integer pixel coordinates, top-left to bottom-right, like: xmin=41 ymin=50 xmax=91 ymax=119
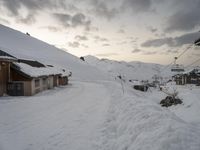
xmin=68 ymin=41 xmax=80 ymax=48
xmin=141 ymin=32 xmax=200 ymax=47
xmin=132 ymin=48 xmax=142 ymax=53
xmin=117 ymin=41 xmax=127 ymax=45
xmin=0 ymin=0 xmax=78 ymax=25
xmin=81 ymin=44 xmax=89 ymax=48
xmin=147 ymin=26 xmax=157 ymax=33
xmin=166 ymin=49 xmax=178 ymax=54
xmin=53 ymin=13 xmax=71 ymax=27
xmin=0 ymin=17 xmax=10 ymax=24
xmin=53 ymin=12 xmax=91 ymax=30
xmin=165 ymin=0 xmax=200 ymax=32
xmin=40 ymin=26 xmax=62 ymax=32
xmin=142 ymin=51 xmax=157 ymax=55
xmin=16 ymin=13 xmax=36 ymax=25
xmin=102 ymin=43 xmax=110 ymax=47
xmin=118 ymin=29 xmax=125 ymax=34
xmin=72 ymin=13 xmax=91 ymax=29
xmin=89 ymin=0 xmax=118 ymax=20
xmin=75 ymin=35 xmax=88 ymax=41
xmin=132 ymin=48 xmax=158 ymax=55
xmin=1 ymin=0 xmax=67 ymax=15
xmin=94 ymin=35 xmax=109 ymax=42
xmin=96 ymin=53 xmax=118 ymax=57
xmin=121 ymin=0 xmax=153 ymax=13
xmin=142 ymin=37 xmax=174 ymax=47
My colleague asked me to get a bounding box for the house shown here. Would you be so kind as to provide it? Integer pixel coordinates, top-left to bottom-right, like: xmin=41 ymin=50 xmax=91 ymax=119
xmin=0 ymin=49 xmax=71 ymax=96
xmin=58 ymin=69 xmax=70 ymax=85
xmin=172 ymin=74 xmax=186 ymax=85
xmin=173 ymin=68 xmax=200 ymax=85
xmin=8 ymin=62 xmax=55 ymax=96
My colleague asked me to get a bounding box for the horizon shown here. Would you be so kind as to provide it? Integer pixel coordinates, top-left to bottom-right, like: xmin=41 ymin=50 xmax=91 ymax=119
xmin=0 ymin=0 xmax=200 ymax=65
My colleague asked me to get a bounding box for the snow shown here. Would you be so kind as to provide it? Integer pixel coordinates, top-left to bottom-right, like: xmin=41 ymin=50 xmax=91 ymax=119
xmin=14 ymin=62 xmax=70 ymax=77
xmin=0 ymin=81 xmax=110 ymax=150
xmin=0 ymin=56 xmax=17 ymax=61
xmin=98 ymin=83 xmax=200 ymax=150
xmin=84 ymin=55 xmax=172 ymax=81
xmin=0 ymin=24 xmax=200 ymax=150
xmin=0 ymin=24 xmax=109 ymax=81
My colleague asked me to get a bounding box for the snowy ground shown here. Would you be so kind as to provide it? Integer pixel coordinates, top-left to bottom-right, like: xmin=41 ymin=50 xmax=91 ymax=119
xmin=0 ymin=25 xmax=200 ymax=150
xmin=0 ymin=81 xmax=111 ymax=150
xmin=1 ymin=80 xmax=200 ymax=150
xmin=99 ymin=83 xmax=200 ymax=150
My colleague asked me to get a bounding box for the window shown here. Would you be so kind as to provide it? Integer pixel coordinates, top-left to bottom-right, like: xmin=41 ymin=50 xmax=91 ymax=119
xmin=35 ymin=79 xmax=40 ymax=87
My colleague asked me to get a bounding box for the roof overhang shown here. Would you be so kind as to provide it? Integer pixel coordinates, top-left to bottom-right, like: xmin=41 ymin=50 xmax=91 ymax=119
xmin=0 ymin=56 xmax=17 ymax=62
xmin=194 ymin=38 xmax=200 ymax=46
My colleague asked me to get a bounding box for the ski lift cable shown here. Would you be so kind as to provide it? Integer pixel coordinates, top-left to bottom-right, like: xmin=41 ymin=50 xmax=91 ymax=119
xmin=176 ymin=44 xmax=193 ymax=59
xmin=185 ymin=57 xmax=200 ymax=69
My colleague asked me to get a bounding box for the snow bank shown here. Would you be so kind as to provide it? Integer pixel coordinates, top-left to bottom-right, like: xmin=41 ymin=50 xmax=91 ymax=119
xmin=101 ymin=84 xmax=200 ymax=150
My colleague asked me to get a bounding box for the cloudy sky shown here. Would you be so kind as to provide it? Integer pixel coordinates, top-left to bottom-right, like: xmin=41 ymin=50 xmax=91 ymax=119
xmin=0 ymin=0 xmax=200 ymax=65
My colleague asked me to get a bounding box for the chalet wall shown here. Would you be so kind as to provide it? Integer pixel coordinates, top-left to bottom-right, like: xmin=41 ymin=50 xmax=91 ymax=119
xmin=30 ymin=77 xmax=54 ymax=95
xmin=10 ymin=68 xmax=30 ymax=81
xmin=48 ymin=76 xmax=54 ymax=89
xmin=24 ymin=81 xmax=32 ymax=96
xmin=59 ymin=76 xmax=68 ymax=85
xmin=0 ymin=61 xmax=9 ymax=96
xmin=53 ymin=75 xmax=59 ymax=87
xmin=42 ymin=77 xmax=48 ymax=91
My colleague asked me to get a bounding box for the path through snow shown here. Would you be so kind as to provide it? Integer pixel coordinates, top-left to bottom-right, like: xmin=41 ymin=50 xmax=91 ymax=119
xmin=0 ymin=81 xmax=110 ymax=150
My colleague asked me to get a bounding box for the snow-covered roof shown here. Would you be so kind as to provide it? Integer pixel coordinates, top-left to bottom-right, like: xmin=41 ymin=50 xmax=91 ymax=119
xmin=183 ymin=68 xmax=200 ymax=75
xmin=0 ymin=56 xmax=17 ymax=61
xmin=13 ymin=62 xmax=70 ymax=78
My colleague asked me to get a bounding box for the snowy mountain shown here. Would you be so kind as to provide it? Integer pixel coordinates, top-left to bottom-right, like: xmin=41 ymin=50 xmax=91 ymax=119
xmin=0 ymin=24 xmax=108 ymax=81
xmin=84 ymin=55 xmax=172 ymax=81
xmin=0 ymin=24 xmax=172 ymax=82
xmin=0 ymin=24 xmax=200 ymax=150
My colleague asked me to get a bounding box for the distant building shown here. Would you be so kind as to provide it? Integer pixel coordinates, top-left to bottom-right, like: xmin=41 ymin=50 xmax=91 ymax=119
xmin=173 ymin=68 xmax=200 ymax=85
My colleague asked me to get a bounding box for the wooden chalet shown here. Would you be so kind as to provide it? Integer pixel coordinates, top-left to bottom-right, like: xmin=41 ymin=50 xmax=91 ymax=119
xmin=0 ymin=49 xmax=70 ymax=96
xmin=173 ymin=68 xmax=200 ymax=85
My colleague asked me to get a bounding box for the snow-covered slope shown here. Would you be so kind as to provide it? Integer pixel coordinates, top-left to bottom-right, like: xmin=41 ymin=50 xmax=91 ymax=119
xmin=0 ymin=24 xmax=200 ymax=150
xmin=84 ymin=55 xmax=172 ymax=81
xmin=0 ymin=24 xmax=108 ymax=81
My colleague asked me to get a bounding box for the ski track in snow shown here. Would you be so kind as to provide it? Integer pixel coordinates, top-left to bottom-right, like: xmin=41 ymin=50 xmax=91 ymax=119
xmin=0 ymin=81 xmax=111 ymax=150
